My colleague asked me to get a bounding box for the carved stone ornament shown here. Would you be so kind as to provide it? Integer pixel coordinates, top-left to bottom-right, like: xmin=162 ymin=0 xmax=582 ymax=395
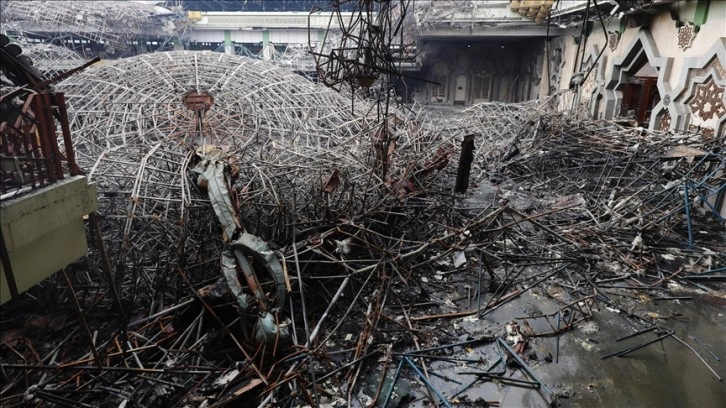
xmin=688 ymin=124 xmax=715 ymax=137
xmin=660 ymin=110 xmax=671 ymax=131
xmin=678 ymin=23 xmax=696 ymax=51
xmin=662 ymin=94 xmax=671 ymax=105
xmin=608 ymin=31 xmax=619 ymax=52
xmin=688 ymin=77 xmax=725 ymax=121
xmin=475 ymin=62 xmax=495 ymax=78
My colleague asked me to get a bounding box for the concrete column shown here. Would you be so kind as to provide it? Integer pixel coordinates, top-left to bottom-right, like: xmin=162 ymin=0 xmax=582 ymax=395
xmin=224 ymin=30 xmax=233 ymax=55
xmin=263 ymin=30 xmax=270 ymax=47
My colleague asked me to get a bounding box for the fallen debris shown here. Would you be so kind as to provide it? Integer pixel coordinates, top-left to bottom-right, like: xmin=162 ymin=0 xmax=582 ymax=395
xmin=1 ymin=56 xmax=724 ymax=407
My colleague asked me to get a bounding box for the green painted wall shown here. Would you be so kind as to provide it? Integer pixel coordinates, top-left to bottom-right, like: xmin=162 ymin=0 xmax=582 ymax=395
xmin=1 ymin=220 xmax=87 ymax=304
xmin=1 ymin=176 xmax=97 ymax=304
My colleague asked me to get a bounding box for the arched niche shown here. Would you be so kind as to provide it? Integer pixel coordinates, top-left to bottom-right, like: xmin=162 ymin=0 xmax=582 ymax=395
xmin=602 ymin=30 xmax=673 ymax=130
xmin=427 ymin=48 xmax=453 ymax=103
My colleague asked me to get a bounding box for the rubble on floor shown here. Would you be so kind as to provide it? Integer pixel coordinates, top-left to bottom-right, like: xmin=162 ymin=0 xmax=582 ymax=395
xmin=0 ymin=88 xmax=724 ymax=407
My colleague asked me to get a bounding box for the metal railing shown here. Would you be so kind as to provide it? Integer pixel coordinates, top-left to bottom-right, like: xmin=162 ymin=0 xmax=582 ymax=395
xmin=0 ymin=91 xmax=80 ymax=198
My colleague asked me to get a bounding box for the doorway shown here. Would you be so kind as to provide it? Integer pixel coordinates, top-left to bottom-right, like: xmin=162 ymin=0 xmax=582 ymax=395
xmin=454 ymin=74 xmax=467 ymax=105
xmin=619 ymin=61 xmax=660 ymax=126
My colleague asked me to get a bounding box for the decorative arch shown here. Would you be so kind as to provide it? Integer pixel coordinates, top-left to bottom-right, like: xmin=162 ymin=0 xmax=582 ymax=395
xmin=428 ymin=48 xmax=453 ymax=102
xmin=580 ymin=42 xmax=607 ymax=119
xmin=602 ymin=30 xmax=673 ymax=130
xmin=667 ymin=38 xmax=726 ymax=137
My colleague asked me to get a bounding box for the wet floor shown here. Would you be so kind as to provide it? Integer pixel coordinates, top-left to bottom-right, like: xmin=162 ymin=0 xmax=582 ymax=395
xmin=394 ymin=289 xmax=726 ymax=408
xmin=346 ymin=168 xmax=726 ymax=408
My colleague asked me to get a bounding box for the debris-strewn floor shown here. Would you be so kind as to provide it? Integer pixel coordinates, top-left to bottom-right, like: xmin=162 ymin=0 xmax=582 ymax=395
xmin=1 ymin=93 xmax=724 ymax=408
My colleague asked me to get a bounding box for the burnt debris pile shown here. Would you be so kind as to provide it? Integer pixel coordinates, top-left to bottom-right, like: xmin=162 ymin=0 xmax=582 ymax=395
xmin=1 ymin=82 xmax=724 ymax=406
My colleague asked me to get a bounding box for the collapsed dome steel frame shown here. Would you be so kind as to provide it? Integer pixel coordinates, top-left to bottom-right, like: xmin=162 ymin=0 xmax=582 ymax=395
xmin=10 ymin=40 xmax=86 ymax=75
xmin=1 ymin=0 xmax=189 ymax=58
xmin=58 ymin=50 xmax=383 ymax=303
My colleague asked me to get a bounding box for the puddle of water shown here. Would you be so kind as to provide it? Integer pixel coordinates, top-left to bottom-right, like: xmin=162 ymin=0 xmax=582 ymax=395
xmin=393 ymin=290 xmax=725 ymax=408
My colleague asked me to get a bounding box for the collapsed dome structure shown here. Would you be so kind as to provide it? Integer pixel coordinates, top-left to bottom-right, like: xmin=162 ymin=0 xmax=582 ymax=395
xmin=0 ymin=0 xmax=188 ymax=58
xmin=58 ymin=51 xmax=376 ymax=303
xmin=11 ymin=40 xmax=85 ymax=75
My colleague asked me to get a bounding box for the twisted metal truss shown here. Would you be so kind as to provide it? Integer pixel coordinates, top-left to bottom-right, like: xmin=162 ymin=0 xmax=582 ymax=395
xmin=312 ymin=1 xmax=416 ymax=107
xmin=11 ymin=40 xmax=85 ymax=75
xmin=58 ymin=50 xmax=377 ymax=303
xmin=0 ymin=0 xmax=189 ymax=57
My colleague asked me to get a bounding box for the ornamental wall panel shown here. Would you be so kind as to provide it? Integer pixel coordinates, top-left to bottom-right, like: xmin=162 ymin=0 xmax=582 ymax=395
xmin=602 ymin=30 xmax=673 ymax=131
xmin=667 ymin=38 xmax=726 ymax=137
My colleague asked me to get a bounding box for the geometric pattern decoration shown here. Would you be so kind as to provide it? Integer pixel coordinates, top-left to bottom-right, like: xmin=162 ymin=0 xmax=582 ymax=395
xmin=660 ymin=109 xmax=671 ymax=131
xmin=660 ymin=36 xmax=725 ymax=136
xmin=677 ymin=23 xmax=696 ymax=51
xmin=608 ymin=31 xmax=620 ymax=52
xmin=691 ymin=56 xmax=726 ymax=82
xmin=687 ymin=76 xmax=726 ymax=121
xmin=475 ymin=62 xmax=495 ymax=78
xmin=688 ymin=124 xmax=715 ymax=137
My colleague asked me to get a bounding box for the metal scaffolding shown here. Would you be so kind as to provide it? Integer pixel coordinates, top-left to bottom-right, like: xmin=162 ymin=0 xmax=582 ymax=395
xmin=0 ymin=0 xmax=189 ymax=58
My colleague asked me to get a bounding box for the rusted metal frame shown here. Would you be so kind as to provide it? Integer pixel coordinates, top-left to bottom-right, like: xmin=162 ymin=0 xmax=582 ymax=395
xmin=10 ymin=93 xmax=35 ymax=130
xmin=0 ymin=57 xmax=101 ymax=102
xmin=1 ymin=97 xmax=40 ymax=190
xmin=0 ymin=126 xmax=16 ymax=194
xmin=41 ymin=93 xmax=65 ymax=180
xmin=24 ymin=122 xmax=43 ymax=188
xmin=29 ymin=94 xmax=58 ymax=183
xmin=60 ymin=269 xmax=103 ymax=370
xmin=20 ymin=123 xmax=40 ymax=189
xmin=54 ymin=93 xmax=81 ymax=176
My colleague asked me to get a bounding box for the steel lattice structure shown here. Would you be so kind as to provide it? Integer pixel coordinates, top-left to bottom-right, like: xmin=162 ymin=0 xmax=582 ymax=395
xmin=0 ymin=0 xmax=189 ymax=58
xmin=57 ymin=50 xmax=389 ymax=303
xmin=11 ymin=40 xmax=86 ymax=75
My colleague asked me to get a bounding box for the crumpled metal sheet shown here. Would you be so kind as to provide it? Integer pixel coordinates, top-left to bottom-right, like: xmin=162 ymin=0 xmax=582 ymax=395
xmin=233 ymin=232 xmax=286 ymax=308
xmin=192 ymin=146 xmax=241 ymax=241
xmin=193 ymin=145 xmax=288 ymax=344
xmin=221 ymin=248 xmax=248 ymax=310
xmin=254 ymin=313 xmax=290 ymax=345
